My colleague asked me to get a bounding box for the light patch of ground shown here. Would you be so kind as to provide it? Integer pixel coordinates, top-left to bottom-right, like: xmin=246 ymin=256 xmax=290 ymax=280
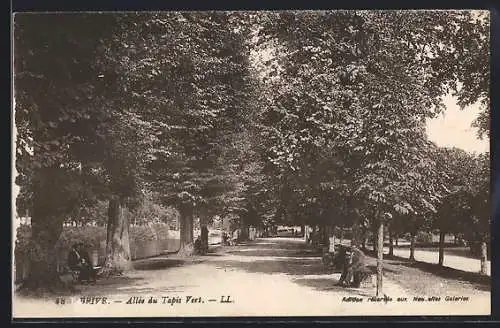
xmin=389 ymin=248 xmax=491 ymax=276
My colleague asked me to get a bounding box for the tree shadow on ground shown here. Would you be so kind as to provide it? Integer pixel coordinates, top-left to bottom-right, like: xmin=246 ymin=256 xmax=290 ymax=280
xmin=91 ymin=275 xmax=144 ymax=287
xmin=69 ymin=267 xmax=200 ymax=295
xmin=79 ymin=277 xmax=196 ymax=295
xmin=133 ymin=258 xmax=200 ymax=271
xmin=360 ymin=251 xmax=490 ymax=292
xmin=399 ymin=260 xmax=490 ymax=291
xmin=391 ymin=246 xmax=482 ymax=261
xmin=210 ymin=239 xmax=334 ymax=276
xmin=17 ymin=275 xmax=147 ymax=300
xmin=207 ymin=257 xmax=339 ymax=276
xmin=292 ymin=277 xmax=376 ymax=297
xmin=239 ymin=238 xmax=307 ymax=248
xmin=225 ymin=249 xmax=319 ymax=258
xmin=365 ymin=264 xmax=399 ymax=274
xmin=377 ymin=253 xmax=490 ymax=289
xmin=224 ymin=239 xmax=320 ymax=258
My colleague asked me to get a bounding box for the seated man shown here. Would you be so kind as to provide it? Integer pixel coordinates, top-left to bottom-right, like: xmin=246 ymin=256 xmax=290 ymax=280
xmin=336 ymin=245 xmax=354 ymax=286
xmin=331 ymin=245 xmax=346 ymax=270
xmin=337 ymin=245 xmax=370 ymax=287
xmin=68 ymin=243 xmax=97 ymax=283
xmin=350 ymin=246 xmax=371 ymax=287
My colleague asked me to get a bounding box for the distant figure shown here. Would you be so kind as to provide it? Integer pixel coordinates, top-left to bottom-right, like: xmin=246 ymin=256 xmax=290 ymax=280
xmin=310 ymin=230 xmax=320 ymax=248
xmin=249 ymin=227 xmax=254 ymax=241
xmin=68 ymin=243 xmax=97 ymax=283
xmin=231 ymin=228 xmax=240 ymax=246
xmin=194 ymin=236 xmax=203 ymax=254
xmin=222 ymin=231 xmax=229 ymax=246
xmin=307 ymin=230 xmax=314 ymax=245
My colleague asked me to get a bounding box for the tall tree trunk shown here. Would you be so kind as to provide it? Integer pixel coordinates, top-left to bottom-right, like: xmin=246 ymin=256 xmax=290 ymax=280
xmin=178 ymin=204 xmax=194 ymax=256
xmin=19 ymin=167 xmax=68 ymax=293
xmin=244 ymin=224 xmax=249 ymax=241
xmin=20 ymin=213 xmax=67 ymax=292
xmin=480 ymin=241 xmax=488 ymax=275
xmin=318 ymin=224 xmax=323 ymax=244
xmin=409 ymin=232 xmax=416 ymax=261
xmin=102 ymin=195 xmax=132 ymax=276
xmin=200 ymin=215 xmax=209 ymax=254
xmin=360 ymin=226 xmax=367 ymax=250
xmin=351 ymin=208 xmax=362 ymax=248
xmin=376 ymin=218 xmax=384 ymax=297
xmin=238 ymin=216 xmax=246 ymax=241
xmin=438 ymin=229 xmax=445 ymax=266
xmin=372 ymin=228 xmax=377 ymax=253
xmin=388 ymin=226 xmax=394 ymax=257
xmin=323 ymin=224 xmax=331 ymax=249
xmin=220 ymin=215 xmax=226 ymax=245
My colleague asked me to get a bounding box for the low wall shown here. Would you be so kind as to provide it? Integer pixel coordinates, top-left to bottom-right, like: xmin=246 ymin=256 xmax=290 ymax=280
xmin=15 ymin=237 xmax=182 ymax=283
xmin=14 ymin=225 xmax=182 ymax=283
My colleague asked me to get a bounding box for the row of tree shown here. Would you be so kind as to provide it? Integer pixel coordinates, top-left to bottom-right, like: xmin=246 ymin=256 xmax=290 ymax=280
xmin=14 ymin=12 xmax=259 ymax=290
xmin=248 ymin=11 xmax=489 ymax=295
xmin=14 ymin=11 xmax=489 ymax=295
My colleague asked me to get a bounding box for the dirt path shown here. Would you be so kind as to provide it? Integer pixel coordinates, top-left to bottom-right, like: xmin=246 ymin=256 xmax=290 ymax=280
xmin=13 ymin=238 xmax=490 ymax=318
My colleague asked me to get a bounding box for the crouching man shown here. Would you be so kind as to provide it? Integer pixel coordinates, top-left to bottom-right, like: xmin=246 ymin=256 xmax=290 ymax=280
xmin=336 ymin=245 xmax=370 ymax=287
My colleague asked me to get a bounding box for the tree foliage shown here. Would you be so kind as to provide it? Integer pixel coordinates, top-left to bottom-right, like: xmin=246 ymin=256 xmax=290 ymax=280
xmin=13 ymin=11 xmax=489 ymax=291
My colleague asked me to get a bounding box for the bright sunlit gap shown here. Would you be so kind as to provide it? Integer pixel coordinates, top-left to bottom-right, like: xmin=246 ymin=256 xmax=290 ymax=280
xmin=426 ymin=94 xmax=489 ymax=154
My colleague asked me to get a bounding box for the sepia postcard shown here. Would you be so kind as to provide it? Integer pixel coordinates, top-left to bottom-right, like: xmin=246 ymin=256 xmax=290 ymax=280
xmin=11 ymin=9 xmax=491 ymax=318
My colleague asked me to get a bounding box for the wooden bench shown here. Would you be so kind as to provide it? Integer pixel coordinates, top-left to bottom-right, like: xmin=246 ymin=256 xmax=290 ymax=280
xmin=360 ymin=273 xmax=376 ymax=288
xmin=70 ymin=266 xmax=102 ymax=282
